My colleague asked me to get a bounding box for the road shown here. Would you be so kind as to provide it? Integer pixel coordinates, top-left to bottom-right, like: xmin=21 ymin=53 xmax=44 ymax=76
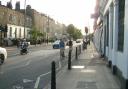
xmin=0 ymin=43 xmax=82 ymax=89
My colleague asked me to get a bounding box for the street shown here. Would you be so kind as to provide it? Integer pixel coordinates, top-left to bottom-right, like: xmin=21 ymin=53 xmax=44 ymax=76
xmin=0 ymin=43 xmax=80 ymax=89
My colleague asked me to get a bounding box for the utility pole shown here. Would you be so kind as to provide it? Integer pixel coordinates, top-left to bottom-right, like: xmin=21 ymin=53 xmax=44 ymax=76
xmin=47 ymin=16 xmax=49 ymax=44
xmin=24 ymin=0 xmax=26 ymax=38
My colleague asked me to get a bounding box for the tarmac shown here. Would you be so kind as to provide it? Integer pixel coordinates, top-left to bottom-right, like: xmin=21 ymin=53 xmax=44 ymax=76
xmin=44 ymin=42 xmax=121 ymax=89
xmin=4 ymin=43 xmax=52 ymax=57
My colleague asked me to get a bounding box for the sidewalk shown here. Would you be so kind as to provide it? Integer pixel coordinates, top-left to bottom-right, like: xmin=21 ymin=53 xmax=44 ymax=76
xmin=44 ymin=42 xmax=120 ymax=89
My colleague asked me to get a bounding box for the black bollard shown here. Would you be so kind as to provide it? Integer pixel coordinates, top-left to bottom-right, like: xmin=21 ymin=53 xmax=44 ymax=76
xmin=51 ymin=61 xmax=56 ymax=89
xmin=76 ymin=47 xmax=78 ymax=60
xmin=68 ymin=50 xmax=72 ymax=70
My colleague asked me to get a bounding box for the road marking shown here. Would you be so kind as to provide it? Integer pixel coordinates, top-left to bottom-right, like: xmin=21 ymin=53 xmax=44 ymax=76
xmin=59 ymin=61 xmax=62 ymax=69
xmin=34 ymin=71 xmax=51 ymax=89
xmin=34 ymin=77 xmax=40 ymax=89
xmin=23 ymin=79 xmax=33 ymax=83
xmin=25 ymin=60 xmax=31 ymax=66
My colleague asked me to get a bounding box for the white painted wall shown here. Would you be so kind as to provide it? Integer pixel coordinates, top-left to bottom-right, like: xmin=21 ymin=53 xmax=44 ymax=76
xmin=7 ymin=24 xmax=31 ymax=39
xmin=88 ymin=0 xmax=128 ymax=79
xmin=94 ymin=0 xmax=128 ymax=79
xmin=123 ymin=0 xmax=128 ymax=79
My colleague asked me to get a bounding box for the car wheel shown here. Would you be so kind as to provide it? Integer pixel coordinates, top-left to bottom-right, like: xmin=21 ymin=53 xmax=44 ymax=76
xmin=0 ymin=54 xmax=4 ymax=64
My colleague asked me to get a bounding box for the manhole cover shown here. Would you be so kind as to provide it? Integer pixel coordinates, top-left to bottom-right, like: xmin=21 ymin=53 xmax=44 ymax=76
xmin=76 ymin=81 xmax=97 ymax=89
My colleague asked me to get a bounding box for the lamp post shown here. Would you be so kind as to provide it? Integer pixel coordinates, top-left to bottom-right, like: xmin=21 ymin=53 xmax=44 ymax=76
xmin=24 ymin=0 xmax=27 ymax=38
xmin=85 ymin=27 xmax=88 ymax=41
xmin=47 ymin=16 xmax=49 ymax=44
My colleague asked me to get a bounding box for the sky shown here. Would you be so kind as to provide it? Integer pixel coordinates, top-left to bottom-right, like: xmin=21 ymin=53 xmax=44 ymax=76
xmin=2 ymin=0 xmax=96 ymax=34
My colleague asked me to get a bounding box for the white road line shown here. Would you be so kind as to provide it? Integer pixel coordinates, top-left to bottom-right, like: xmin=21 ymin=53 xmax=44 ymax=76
xmin=25 ymin=60 xmax=31 ymax=66
xmin=34 ymin=77 xmax=40 ymax=89
xmin=59 ymin=61 xmax=62 ymax=69
xmin=39 ymin=71 xmax=51 ymax=77
xmin=34 ymin=67 xmax=60 ymax=89
xmin=34 ymin=71 xmax=51 ymax=89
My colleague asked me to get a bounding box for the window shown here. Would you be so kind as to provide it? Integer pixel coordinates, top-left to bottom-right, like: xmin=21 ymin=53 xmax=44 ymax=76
xmin=111 ymin=4 xmax=114 ymax=49
xmin=0 ymin=12 xmax=4 ymax=19
xmin=15 ymin=28 xmax=17 ymax=38
xmin=118 ymin=0 xmax=125 ymax=51
xmin=9 ymin=27 xmax=12 ymax=37
xmin=11 ymin=15 xmax=17 ymax=24
xmin=9 ymin=14 xmax=12 ymax=21
xmin=106 ymin=13 xmax=109 ymax=46
xmin=19 ymin=28 xmax=21 ymax=38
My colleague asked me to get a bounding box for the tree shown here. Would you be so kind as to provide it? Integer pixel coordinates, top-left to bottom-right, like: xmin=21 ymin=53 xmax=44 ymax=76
xmin=29 ymin=28 xmax=38 ymax=40
xmin=67 ymin=24 xmax=82 ymax=40
xmin=67 ymin=24 xmax=75 ymax=36
xmin=74 ymin=29 xmax=82 ymax=39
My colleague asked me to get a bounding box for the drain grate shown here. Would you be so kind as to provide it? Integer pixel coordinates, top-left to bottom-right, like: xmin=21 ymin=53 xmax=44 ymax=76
xmin=76 ymin=81 xmax=97 ymax=89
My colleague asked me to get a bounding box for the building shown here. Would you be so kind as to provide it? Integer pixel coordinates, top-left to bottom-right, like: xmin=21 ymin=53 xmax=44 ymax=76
xmin=25 ymin=5 xmax=67 ymax=41
xmin=93 ymin=0 xmax=128 ymax=89
xmin=0 ymin=3 xmax=32 ymax=46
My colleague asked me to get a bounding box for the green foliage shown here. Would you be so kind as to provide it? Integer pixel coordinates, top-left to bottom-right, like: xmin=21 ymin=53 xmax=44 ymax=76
xmin=67 ymin=24 xmax=75 ymax=35
xmin=29 ymin=27 xmax=44 ymax=40
xmin=67 ymin=24 xmax=82 ymax=40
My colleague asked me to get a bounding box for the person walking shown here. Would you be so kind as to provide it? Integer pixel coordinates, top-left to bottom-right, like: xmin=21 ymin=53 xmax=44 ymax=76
xmin=59 ymin=39 xmax=65 ymax=59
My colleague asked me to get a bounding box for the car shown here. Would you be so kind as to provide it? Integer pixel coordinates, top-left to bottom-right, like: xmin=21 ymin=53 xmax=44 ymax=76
xmin=66 ymin=40 xmax=69 ymax=46
xmin=76 ymin=39 xmax=82 ymax=43
xmin=0 ymin=47 xmax=7 ymax=64
xmin=52 ymin=40 xmax=60 ymax=49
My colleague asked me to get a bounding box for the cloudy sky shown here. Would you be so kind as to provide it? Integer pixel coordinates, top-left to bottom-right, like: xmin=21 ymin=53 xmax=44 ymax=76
xmin=2 ymin=0 xmax=96 ymax=34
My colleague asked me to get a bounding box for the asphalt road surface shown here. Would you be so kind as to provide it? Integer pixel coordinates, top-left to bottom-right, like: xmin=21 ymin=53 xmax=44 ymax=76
xmin=0 ymin=43 xmax=82 ymax=89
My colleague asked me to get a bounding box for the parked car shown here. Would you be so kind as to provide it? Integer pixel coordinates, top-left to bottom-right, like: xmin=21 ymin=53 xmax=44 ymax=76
xmin=0 ymin=47 xmax=7 ymax=64
xmin=66 ymin=40 xmax=69 ymax=46
xmin=76 ymin=39 xmax=81 ymax=43
xmin=52 ymin=40 xmax=60 ymax=49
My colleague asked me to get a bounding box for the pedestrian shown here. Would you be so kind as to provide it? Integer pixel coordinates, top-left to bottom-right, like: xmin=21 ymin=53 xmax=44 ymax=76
xmin=39 ymin=39 xmax=41 ymax=45
xmin=17 ymin=39 xmax=20 ymax=48
xmin=59 ymin=39 xmax=65 ymax=58
xmin=83 ymin=39 xmax=87 ymax=50
xmin=68 ymin=38 xmax=73 ymax=52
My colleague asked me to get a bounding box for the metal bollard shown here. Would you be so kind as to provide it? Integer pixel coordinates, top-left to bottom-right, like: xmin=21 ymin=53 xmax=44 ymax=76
xmin=76 ymin=47 xmax=78 ymax=60
xmin=68 ymin=50 xmax=72 ymax=70
xmin=51 ymin=61 xmax=56 ymax=89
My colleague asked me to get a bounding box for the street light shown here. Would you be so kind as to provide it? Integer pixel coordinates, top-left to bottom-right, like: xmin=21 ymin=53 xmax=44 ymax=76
xmin=46 ymin=16 xmax=49 ymax=44
xmin=24 ymin=0 xmax=27 ymax=38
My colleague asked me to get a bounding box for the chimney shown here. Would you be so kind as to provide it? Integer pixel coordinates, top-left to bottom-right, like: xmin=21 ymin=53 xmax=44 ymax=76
xmin=0 ymin=1 xmax=1 ymax=5
xmin=7 ymin=1 xmax=13 ymax=9
xmin=26 ymin=5 xmax=32 ymax=16
xmin=15 ymin=1 xmax=20 ymax=11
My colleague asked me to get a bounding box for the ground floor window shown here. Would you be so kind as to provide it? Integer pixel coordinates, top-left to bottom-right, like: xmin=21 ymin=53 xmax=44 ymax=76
xmin=118 ymin=0 xmax=125 ymax=52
